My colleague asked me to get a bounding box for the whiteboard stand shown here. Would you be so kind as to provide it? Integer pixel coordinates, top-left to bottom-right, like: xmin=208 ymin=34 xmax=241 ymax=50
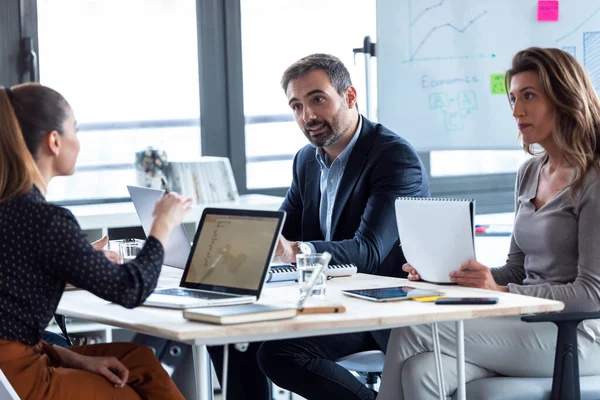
xmin=353 ymin=36 xmax=376 ymax=120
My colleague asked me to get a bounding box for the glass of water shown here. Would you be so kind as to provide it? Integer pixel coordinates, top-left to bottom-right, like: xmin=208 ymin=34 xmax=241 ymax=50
xmin=296 ymin=253 xmax=329 ymax=297
xmin=117 ymin=239 xmax=145 ymax=263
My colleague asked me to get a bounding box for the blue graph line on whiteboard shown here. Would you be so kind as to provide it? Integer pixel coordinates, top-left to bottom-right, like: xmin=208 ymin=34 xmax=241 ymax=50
xmin=411 ymin=0 xmax=445 ymax=26
xmin=556 ymin=6 xmax=600 ymax=43
xmin=562 ymin=46 xmax=576 ymax=57
xmin=429 ymin=91 xmax=478 ymax=132
xmin=583 ymin=32 xmax=600 ymax=92
xmin=407 ymin=8 xmax=489 ymax=62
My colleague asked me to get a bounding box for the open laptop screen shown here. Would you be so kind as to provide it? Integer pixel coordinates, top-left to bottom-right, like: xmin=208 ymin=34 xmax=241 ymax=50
xmin=181 ymin=208 xmax=285 ymax=295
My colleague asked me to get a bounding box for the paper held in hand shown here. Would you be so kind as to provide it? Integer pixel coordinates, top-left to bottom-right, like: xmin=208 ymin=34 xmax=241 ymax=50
xmin=394 ymin=198 xmax=475 ymax=284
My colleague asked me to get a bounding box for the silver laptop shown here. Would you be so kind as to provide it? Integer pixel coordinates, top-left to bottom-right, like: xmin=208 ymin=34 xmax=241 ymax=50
xmin=128 ymin=185 xmax=192 ymax=269
xmin=144 ymin=207 xmax=286 ymax=309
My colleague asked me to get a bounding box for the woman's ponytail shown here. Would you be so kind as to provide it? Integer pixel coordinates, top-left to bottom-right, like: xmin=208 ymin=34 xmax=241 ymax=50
xmin=0 ymin=86 xmax=44 ymax=202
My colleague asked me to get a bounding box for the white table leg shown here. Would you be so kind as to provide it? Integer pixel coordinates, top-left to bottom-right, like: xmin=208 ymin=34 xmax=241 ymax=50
xmin=193 ymin=344 xmax=213 ymax=400
xmin=456 ymin=320 xmax=465 ymax=400
xmin=222 ymin=344 xmax=229 ymax=400
xmin=431 ymin=323 xmax=446 ymax=400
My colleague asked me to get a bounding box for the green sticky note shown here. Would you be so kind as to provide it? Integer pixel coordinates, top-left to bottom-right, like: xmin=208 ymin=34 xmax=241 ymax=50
xmin=490 ymin=73 xmax=506 ymax=95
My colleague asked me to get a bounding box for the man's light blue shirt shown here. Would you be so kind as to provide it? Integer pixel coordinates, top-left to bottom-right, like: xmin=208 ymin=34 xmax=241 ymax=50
xmin=314 ymin=116 xmax=362 ymax=242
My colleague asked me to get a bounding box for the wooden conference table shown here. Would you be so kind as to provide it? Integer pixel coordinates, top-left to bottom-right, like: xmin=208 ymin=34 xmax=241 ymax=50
xmin=56 ymin=267 xmax=563 ymax=400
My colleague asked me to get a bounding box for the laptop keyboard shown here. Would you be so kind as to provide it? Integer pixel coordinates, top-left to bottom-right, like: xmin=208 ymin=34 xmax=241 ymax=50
xmin=154 ymin=288 xmax=236 ymax=300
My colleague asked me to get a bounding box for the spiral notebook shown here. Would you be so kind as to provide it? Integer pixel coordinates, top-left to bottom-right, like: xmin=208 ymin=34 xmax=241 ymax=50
xmin=394 ymin=197 xmax=475 ymax=284
xmin=266 ymin=263 xmax=357 ymax=283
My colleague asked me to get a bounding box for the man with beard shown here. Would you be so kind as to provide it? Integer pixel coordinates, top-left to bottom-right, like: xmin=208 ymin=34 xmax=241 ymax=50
xmin=208 ymin=54 xmax=429 ymax=400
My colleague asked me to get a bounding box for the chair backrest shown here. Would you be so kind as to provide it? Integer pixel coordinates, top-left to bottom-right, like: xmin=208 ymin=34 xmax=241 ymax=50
xmin=0 ymin=368 xmax=20 ymax=400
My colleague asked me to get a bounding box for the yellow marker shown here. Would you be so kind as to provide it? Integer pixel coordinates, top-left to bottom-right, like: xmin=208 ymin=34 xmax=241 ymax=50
xmin=412 ymin=296 xmax=445 ymax=302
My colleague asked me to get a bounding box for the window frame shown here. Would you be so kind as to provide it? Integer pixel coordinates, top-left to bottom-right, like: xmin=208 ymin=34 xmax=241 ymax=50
xmin=1 ymin=0 xmax=36 ymax=86
xmin=227 ymin=1 xmax=517 ymax=213
xmin=7 ymin=0 xmax=517 ymax=214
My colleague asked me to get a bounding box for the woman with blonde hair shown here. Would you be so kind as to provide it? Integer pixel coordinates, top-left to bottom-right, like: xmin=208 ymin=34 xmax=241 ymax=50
xmin=378 ymin=47 xmax=600 ymax=399
xmin=0 ymin=83 xmax=191 ymax=399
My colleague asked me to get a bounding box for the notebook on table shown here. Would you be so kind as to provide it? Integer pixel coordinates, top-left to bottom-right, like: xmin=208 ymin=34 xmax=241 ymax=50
xmin=183 ymin=303 xmax=297 ymax=325
xmin=143 ymin=208 xmax=286 ymax=309
xmin=128 ymin=185 xmax=192 ymax=269
xmin=266 ymin=263 xmax=357 ymax=283
xmin=184 ymin=252 xmax=334 ymax=324
xmin=394 ymin=197 xmax=475 ymax=284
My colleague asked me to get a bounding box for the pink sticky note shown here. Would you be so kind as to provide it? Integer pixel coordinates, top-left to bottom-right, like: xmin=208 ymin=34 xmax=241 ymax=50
xmin=538 ymin=0 xmax=559 ymax=21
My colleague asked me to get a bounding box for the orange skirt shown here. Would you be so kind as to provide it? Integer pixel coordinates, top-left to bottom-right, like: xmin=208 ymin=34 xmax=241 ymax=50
xmin=0 ymin=339 xmax=184 ymax=399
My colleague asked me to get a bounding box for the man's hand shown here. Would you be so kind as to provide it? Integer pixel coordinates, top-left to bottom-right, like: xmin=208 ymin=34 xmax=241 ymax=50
xmin=275 ymin=235 xmax=300 ymax=264
xmin=449 ymin=259 xmax=508 ymax=292
xmin=91 ymin=236 xmax=120 ymax=263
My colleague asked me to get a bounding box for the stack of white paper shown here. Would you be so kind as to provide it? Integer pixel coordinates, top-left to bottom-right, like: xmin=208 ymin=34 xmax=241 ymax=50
xmin=168 ymin=157 xmax=239 ymax=203
xmin=394 ymin=197 xmax=475 ymax=283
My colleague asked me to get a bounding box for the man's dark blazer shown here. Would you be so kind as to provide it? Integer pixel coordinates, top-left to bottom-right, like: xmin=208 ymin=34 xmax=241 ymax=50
xmin=280 ymin=115 xmax=431 ymax=350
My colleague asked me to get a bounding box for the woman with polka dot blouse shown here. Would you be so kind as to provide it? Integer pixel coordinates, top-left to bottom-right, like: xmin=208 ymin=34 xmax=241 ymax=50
xmin=0 ymin=83 xmax=192 ymax=399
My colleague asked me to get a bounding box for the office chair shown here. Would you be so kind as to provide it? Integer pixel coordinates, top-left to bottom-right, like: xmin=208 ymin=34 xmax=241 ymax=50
xmin=336 ymin=350 xmax=385 ymax=390
xmin=456 ymin=311 xmax=600 ymax=400
xmin=0 ymin=368 xmax=19 ymax=400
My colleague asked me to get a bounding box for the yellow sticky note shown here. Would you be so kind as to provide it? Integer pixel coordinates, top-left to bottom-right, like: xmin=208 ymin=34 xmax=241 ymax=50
xmin=413 ymin=296 xmax=445 ymax=302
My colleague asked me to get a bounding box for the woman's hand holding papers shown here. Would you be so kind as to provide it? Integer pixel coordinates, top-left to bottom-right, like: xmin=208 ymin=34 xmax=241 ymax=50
xmin=449 ymin=259 xmax=508 ymax=292
xmin=403 ymin=261 xmax=508 ymax=292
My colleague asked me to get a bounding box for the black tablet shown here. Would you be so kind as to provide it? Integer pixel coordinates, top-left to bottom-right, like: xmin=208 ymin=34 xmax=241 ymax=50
xmin=342 ymin=286 xmax=443 ymax=302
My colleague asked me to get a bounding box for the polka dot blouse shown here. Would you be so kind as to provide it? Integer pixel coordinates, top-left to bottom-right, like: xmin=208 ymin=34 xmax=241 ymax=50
xmin=0 ymin=186 xmax=165 ymax=345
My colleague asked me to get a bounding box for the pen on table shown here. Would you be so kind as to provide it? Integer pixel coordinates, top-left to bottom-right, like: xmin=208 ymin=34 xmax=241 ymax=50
xmin=161 ymin=177 xmax=170 ymax=193
xmin=475 ymin=224 xmax=513 ymax=234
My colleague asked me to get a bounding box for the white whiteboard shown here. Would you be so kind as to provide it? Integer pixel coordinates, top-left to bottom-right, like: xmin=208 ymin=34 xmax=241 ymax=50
xmin=376 ymin=0 xmax=600 ymax=150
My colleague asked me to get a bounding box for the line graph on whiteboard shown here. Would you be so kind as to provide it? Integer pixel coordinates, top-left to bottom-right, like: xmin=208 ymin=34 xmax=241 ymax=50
xmin=404 ymin=0 xmax=496 ymax=63
xmin=553 ymin=4 xmax=600 ymax=92
xmin=377 ymin=0 xmax=600 ymax=149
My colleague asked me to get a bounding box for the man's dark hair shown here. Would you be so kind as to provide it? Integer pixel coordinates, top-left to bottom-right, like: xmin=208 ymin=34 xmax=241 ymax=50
xmin=281 ymin=53 xmax=353 ymax=95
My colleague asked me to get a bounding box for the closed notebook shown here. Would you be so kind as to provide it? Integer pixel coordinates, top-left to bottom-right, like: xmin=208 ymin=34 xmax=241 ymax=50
xmin=394 ymin=197 xmax=475 ymax=284
xmin=266 ymin=263 xmax=357 ymax=283
xmin=183 ymin=304 xmax=297 ymax=325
